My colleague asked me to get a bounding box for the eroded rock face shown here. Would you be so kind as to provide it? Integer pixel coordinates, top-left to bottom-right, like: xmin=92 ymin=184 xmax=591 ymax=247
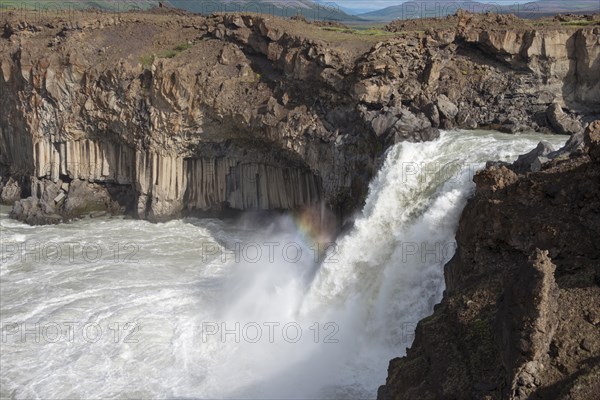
xmin=0 ymin=10 xmax=599 ymax=224
xmin=0 ymin=176 xmax=22 ymax=204
xmin=546 ymin=103 xmax=584 ymax=135
xmin=512 ymin=141 xmax=555 ymax=172
xmin=379 ymin=124 xmax=600 ymax=400
xmin=584 ymin=120 xmax=600 ymax=162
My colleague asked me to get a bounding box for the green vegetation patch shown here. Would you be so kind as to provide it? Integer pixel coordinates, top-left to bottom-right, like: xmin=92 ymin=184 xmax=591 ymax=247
xmin=140 ymin=42 xmax=194 ymax=65
xmin=160 ymin=42 xmax=193 ymax=58
xmin=140 ymin=54 xmax=155 ymax=68
xmin=321 ymin=26 xmax=393 ymax=37
xmin=561 ymin=20 xmax=596 ymax=27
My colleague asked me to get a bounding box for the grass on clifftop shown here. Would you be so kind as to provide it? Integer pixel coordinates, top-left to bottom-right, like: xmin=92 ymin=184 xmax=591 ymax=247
xmin=161 ymin=42 xmax=193 ymax=58
xmin=320 ymin=26 xmax=393 ymax=37
xmin=140 ymin=42 xmax=193 ymax=66
xmin=561 ymin=20 xmax=597 ymax=26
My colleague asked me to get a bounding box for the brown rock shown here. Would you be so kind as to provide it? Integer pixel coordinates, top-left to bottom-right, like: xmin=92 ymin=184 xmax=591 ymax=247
xmin=546 ymin=103 xmax=584 ymax=135
xmin=584 ymin=120 xmax=600 ymax=162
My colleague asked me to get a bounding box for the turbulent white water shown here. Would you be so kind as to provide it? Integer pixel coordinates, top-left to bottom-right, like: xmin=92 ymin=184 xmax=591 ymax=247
xmin=0 ymin=131 xmax=566 ymax=399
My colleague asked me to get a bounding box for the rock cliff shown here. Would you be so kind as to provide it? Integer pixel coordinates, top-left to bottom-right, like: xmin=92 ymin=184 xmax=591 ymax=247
xmin=1 ymin=10 xmax=599 ymax=223
xmin=379 ymin=122 xmax=600 ymax=400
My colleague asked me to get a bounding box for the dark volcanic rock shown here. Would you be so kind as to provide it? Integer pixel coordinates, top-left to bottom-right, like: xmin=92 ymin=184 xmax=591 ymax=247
xmin=10 ymin=197 xmax=63 ymax=225
xmin=10 ymin=178 xmax=132 ymax=224
xmin=0 ymin=176 xmax=21 ymax=204
xmin=546 ymin=103 xmax=584 ymax=135
xmin=436 ymin=94 xmax=459 ymax=121
xmin=512 ymin=141 xmax=555 ymax=172
xmin=63 ymin=180 xmax=126 ymax=219
xmin=423 ymin=103 xmax=440 ymax=128
xmin=584 ymin=120 xmax=600 ymax=162
xmin=548 ymin=131 xmax=586 ymax=159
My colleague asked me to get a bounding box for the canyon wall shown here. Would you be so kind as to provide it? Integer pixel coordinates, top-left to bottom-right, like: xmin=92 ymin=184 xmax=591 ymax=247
xmin=1 ymin=10 xmax=599 ymax=223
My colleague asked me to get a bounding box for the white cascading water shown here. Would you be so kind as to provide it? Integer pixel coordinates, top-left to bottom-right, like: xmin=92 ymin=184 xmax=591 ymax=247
xmin=0 ymin=131 xmax=566 ymax=399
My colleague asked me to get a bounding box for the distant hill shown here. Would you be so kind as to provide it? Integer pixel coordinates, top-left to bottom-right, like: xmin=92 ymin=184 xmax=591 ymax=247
xmin=0 ymin=0 xmax=161 ymax=11
xmin=524 ymin=0 xmax=600 ymax=13
xmin=312 ymin=0 xmax=367 ymax=15
xmin=167 ymin=0 xmax=361 ymax=21
xmin=359 ymin=1 xmax=481 ymax=22
xmin=5 ymin=0 xmax=596 ymax=23
xmin=359 ymin=0 xmax=600 ymax=21
xmin=0 ymin=0 xmax=360 ymax=22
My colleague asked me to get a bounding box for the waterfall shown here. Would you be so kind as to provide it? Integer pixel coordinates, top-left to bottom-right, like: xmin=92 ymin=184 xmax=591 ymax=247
xmin=0 ymin=131 xmax=567 ymax=399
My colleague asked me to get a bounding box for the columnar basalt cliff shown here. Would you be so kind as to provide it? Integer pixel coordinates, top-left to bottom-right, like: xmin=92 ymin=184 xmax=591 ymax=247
xmin=379 ymin=122 xmax=600 ymax=400
xmin=0 ymin=9 xmax=599 ymax=224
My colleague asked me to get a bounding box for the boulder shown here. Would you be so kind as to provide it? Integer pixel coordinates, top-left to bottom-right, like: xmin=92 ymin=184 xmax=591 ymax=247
xmin=546 ymin=103 xmax=583 ymax=135
xmin=456 ymin=108 xmax=478 ymax=130
xmin=63 ymin=179 xmax=121 ymax=218
xmin=473 ymin=165 xmax=519 ymax=193
xmin=218 ymin=45 xmax=244 ymax=65
xmin=584 ymin=120 xmax=600 ymax=162
xmin=10 ymin=197 xmax=63 ymax=225
xmin=424 ymin=103 xmax=440 ymax=127
xmin=547 ymin=131 xmax=586 ymax=159
xmin=513 ymin=141 xmax=555 ymax=172
xmin=0 ymin=177 xmax=21 ymax=205
xmin=424 ymin=59 xmax=442 ymax=85
xmin=354 ymin=80 xmax=393 ymax=104
xmin=437 ymin=94 xmax=459 ymax=120
xmin=396 ymin=126 xmax=440 ymax=143
xmin=370 ymin=111 xmax=398 ymax=137
xmin=392 ymin=109 xmax=439 ymax=142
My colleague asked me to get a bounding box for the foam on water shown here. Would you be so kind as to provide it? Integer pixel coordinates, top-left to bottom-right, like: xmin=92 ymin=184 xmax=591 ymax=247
xmin=0 ymin=131 xmax=567 ymax=399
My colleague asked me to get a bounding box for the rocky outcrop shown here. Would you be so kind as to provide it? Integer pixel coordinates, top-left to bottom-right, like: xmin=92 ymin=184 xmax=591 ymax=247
xmin=10 ymin=178 xmax=130 ymax=225
xmin=379 ymin=123 xmax=600 ymax=400
xmin=584 ymin=120 xmax=600 ymax=162
xmin=512 ymin=141 xmax=555 ymax=172
xmin=0 ymin=177 xmax=20 ymax=204
xmin=546 ymin=103 xmax=584 ymax=135
xmin=1 ymin=10 xmax=599 ymax=224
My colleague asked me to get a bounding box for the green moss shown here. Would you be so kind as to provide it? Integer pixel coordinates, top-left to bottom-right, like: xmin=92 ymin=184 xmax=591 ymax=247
xmin=150 ymin=42 xmax=194 ymax=60
xmin=321 ymin=27 xmax=354 ymax=34
xmin=174 ymin=42 xmax=193 ymax=52
xmin=358 ymin=28 xmax=392 ymax=36
xmin=140 ymin=54 xmax=155 ymax=68
xmin=160 ymin=49 xmax=178 ymax=59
